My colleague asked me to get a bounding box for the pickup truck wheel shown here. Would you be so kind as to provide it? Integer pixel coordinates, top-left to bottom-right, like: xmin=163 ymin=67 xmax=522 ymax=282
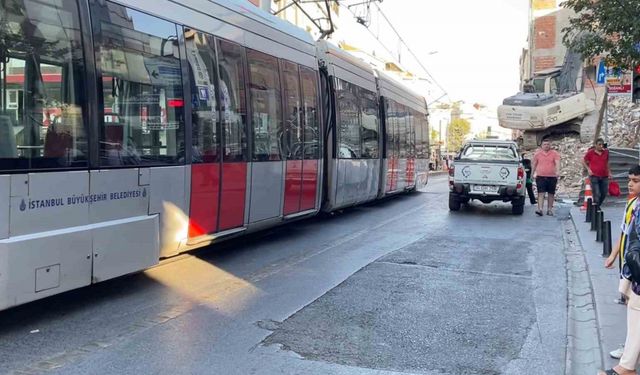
xmin=511 ymin=199 xmax=525 ymax=215
xmin=512 ymin=204 xmax=524 ymax=215
xmin=449 ymin=194 xmax=461 ymax=211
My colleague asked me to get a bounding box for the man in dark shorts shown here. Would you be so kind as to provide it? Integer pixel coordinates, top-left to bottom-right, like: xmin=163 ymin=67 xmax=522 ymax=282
xmin=583 ymin=138 xmax=611 ymax=207
xmin=532 ymin=139 xmax=561 ymax=216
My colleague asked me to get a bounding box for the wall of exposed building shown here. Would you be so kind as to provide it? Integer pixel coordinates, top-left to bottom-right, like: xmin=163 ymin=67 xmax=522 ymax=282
xmin=528 ymin=0 xmax=573 ymax=75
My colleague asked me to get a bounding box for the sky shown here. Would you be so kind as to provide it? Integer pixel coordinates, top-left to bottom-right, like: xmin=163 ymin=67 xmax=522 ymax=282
xmin=335 ymin=0 xmax=531 ymax=137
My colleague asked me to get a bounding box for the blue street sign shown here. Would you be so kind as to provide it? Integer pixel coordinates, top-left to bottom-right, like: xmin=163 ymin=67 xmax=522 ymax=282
xmin=597 ymin=61 xmax=606 ymax=84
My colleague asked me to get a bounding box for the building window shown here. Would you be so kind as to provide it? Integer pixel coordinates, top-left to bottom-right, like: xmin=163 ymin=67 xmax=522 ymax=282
xmin=0 ymin=0 xmax=88 ymax=171
xmin=247 ymin=49 xmax=282 ymax=161
xmin=90 ymin=1 xmax=185 ymax=166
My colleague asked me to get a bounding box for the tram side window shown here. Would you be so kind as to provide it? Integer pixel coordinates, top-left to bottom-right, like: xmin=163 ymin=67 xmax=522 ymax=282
xmin=247 ymin=50 xmax=282 ymax=161
xmin=184 ymin=29 xmax=219 ymax=163
xmin=281 ymin=61 xmax=302 ymax=160
xmin=217 ymin=39 xmax=248 ymax=162
xmin=90 ymin=1 xmax=184 ymax=166
xmin=336 ymin=79 xmax=360 ymax=159
xmin=359 ymin=88 xmax=379 ymax=159
xmin=300 ymin=67 xmax=320 ymax=159
xmin=0 ymin=0 xmax=88 ymax=171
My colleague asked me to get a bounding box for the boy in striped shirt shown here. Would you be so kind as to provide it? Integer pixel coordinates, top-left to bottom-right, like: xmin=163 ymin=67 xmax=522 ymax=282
xmin=600 ymin=166 xmax=640 ymax=375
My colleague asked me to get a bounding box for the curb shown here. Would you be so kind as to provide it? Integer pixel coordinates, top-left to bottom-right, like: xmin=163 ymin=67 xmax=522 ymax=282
xmin=564 ymin=211 xmax=604 ymax=374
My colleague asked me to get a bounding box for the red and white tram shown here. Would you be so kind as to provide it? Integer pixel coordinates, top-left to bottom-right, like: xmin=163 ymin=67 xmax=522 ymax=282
xmin=0 ymin=0 xmax=429 ymax=311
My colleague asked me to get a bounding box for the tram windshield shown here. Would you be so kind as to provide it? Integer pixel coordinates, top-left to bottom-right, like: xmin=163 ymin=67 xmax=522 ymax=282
xmin=0 ymin=0 xmax=88 ymax=170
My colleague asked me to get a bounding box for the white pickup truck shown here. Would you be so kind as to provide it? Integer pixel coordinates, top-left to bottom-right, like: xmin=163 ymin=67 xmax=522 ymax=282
xmin=448 ymin=140 xmax=526 ymax=215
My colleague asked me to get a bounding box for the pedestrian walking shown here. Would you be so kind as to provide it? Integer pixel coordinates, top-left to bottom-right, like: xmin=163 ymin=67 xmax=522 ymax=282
xmin=599 ymin=165 xmax=640 ymax=375
xmin=521 ymin=153 xmax=536 ymax=205
xmin=583 ymin=138 xmax=611 ymax=207
xmin=532 ymin=139 xmax=560 ymax=216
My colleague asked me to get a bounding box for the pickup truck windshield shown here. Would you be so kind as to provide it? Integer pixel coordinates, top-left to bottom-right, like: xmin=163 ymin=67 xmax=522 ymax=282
xmin=461 ymin=145 xmax=518 ymax=161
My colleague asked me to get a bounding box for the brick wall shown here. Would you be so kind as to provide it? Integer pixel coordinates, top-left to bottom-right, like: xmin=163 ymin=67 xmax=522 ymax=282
xmin=534 ymin=15 xmax=556 ymax=49
xmin=535 ymin=56 xmax=556 ymax=71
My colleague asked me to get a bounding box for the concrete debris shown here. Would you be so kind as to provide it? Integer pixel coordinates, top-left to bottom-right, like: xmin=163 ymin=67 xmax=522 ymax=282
xmin=521 ymin=133 xmax=588 ymax=198
xmin=548 ymin=134 xmax=590 ymax=198
xmin=518 ymin=97 xmax=640 ymax=199
xmin=606 ymin=96 xmax=640 ymax=148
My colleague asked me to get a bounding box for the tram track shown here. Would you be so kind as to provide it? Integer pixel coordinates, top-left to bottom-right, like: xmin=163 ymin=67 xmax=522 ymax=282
xmin=5 ymin=189 xmax=438 ymax=375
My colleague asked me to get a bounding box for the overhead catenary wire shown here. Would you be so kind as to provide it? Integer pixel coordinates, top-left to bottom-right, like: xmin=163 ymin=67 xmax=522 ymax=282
xmin=371 ymin=1 xmax=448 ymax=100
xmin=339 ymin=1 xmax=448 ymax=103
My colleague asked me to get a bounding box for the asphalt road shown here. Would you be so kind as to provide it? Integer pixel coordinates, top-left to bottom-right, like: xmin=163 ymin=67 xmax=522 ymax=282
xmin=0 ymin=175 xmax=569 ymax=375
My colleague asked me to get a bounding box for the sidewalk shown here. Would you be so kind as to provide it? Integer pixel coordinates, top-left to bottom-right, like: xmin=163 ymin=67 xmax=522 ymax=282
xmin=570 ymin=200 xmax=629 ymax=371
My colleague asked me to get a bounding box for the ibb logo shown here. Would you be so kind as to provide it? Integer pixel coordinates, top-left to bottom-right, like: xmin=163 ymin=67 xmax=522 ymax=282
xmin=500 ymin=167 xmax=510 ymax=179
xmin=462 ymin=166 xmax=471 ymax=178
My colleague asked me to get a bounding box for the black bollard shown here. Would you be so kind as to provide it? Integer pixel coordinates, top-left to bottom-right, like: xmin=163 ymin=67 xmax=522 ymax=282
xmin=586 ymin=199 xmax=593 ymax=222
xmin=591 ymin=205 xmax=600 ymax=231
xmin=596 ymin=210 xmax=604 ymax=242
xmin=603 ymin=220 xmax=612 ymax=257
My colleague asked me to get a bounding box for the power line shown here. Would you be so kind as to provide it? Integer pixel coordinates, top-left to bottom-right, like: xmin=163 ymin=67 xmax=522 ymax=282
xmin=371 ymin=2 xmax=448 ymax=99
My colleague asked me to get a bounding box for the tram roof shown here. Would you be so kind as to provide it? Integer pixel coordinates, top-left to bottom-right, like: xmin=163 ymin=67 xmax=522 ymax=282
xmin=316 ymin=40 xmax=377 ymax=92
xmin=376 ymin=69 xmax=428 ymax=115
xmin=202 ymin=0 xmax=315 ymax=45
xmin=116 ymin=0 xmax=317 ymax=66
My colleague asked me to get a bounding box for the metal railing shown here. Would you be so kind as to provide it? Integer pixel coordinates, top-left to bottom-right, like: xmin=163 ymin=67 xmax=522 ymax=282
xmin=608 ymin=147 xmax=640 ymax=196
xmin=577 ymin=147 xmax=639 ymax=203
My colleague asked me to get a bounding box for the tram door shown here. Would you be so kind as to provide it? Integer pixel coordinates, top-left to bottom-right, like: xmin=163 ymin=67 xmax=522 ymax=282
xmin=299 ymin=67 xmax=320 ymax=211
xmin=187 ymin=35 xmax=249 ymax=237
xmin=282 ymin=61 xmax=304 ymax=215
xmin=216 ymin=39 xmax=248 ymax=231
xmin=281 ymin=63 xmax=320 ymax=215
xmin=385 ymin=100 xmax=399 ymax=192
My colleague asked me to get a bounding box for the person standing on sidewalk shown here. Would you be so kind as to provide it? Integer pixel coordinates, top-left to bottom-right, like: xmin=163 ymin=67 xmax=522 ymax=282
xmin=600 ymin=165 xmax=640 ymax=375
xmin=583 ymin=138 xmax=612 ymax=207
xmin=521 ymin=153 xmax=537 ymax=205
xmin=532 ymin=139 xmax=561 ymax=216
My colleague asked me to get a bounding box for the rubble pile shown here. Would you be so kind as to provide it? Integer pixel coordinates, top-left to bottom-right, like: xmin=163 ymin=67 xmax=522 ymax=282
xmin=517 ymin=98 xmax=640 ymax=199
xmin=521 ymin=133 xmax=587 ymax=198
xmin=549 ymin=134 xmax=589 ymax=197
xmin=607 ymin=97 xmax=640 ymax=148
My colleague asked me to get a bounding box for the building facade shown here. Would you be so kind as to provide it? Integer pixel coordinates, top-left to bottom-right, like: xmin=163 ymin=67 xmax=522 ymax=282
xmin=523 ymin=0 xmax=574 ymax=81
